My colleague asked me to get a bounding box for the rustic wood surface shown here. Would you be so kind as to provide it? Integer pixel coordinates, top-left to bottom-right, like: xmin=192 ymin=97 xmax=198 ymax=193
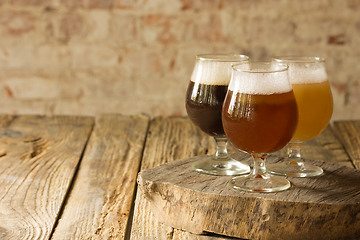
xmin=51 ymin=113 xmax=149 ymax=239
xmin=138 ymin=154 xmax=360 ymax=239
xmin=0 ymin=115 xmax=94 ymax=240
xmin=333 ymin=120 xmax=360 ymax=169
xmin=130 ymin=116 xmax=221 ymax=240
xmin=0 ymin=114 xmax=359 ymax=240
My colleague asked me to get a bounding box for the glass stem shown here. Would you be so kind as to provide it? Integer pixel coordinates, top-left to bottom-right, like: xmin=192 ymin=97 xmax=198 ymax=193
xmin=251 ymin=153 xmax=268 ymax=177
xmin=213 ymin=137 xmax=229 ymax=160
xmin=287 ymin=142 xmax=302 ymax=159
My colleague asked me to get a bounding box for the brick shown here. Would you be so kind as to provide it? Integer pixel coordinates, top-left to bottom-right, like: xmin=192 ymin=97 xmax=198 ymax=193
xmin=0 ymin=76 xmax=59 ymax=99
xmin=240 ymin=46 xmax=272 ymax=62
xmin=348 ymin=81 xmax=360 ymax=105
xmin=115 ymin=0 xmax=184 ymax=13
xmin=42 ymin=17 xmax=55 ymax=40
xmin=33 ymin=45 xmax=70 ymax=69
xmin=41 ymin=10 xmax=108 ymax=43
xmin=286 ymin=0 xmax=331 ymax=13
xmin=0 ymin=45 xmax=34 ymax=68
xmin=324 ymin=20 xmax=348 ymax=46
xmin=70 ymin=45 xmax=119 ymax=69
xmin=11 ymin=0 xmax=52 ymax=7
xmin=0 ymin=10 xmax=36 ymax=36
xmin=54 ymin=99 xmax=151 ymax=117
xmin=141 ymin=14 xmax=190 ymax=44
xmin=38 ymin=8 xmax=57 ymax=41
xmin=86 ymin=0 xmax=113 ymax=9
xmin=220 ymin=0 xmax=262 ymax=10
xmin=221 ymin=11 xmax=246 ymax=44
xmin=120 ymin=46 xmax=173 ymax=78
xmin=141 ymin=0 xmax=182 ymax=13
xmin=58 ymin=12 xmax=85 ymax=43
xmin=61 ymin=0 xmax=113 ymax=9
xmin=345 ymin=0 xmax=360 ymax=10
xmin=109 ymin=12 xmax=137 ymax=43
xmin=60 ymin=69 xmax=134 ymax=100
xmin=86 ymin=11 xmax=110 ymax=42
xmin=53 ymin=100 xmax=104 ymax=117
xmin=114 ymin=0 xmax=145 ymax=9
xmin=245 ymin=17 xmax=295 ymax=45
xmin=323 ymin=48 xmax=349 ymax=84
xmin=180 ymin=0 xmax=220 ymax=10
xmin=289 ymin=30 xmax=324 ymax=48
xmin=194 ymin=13 xmax=226 ymax=42
xmin=331 ymin=82 xmax=347 ymax=95
xmin=328 ymin=34 xmax=346 ymax=45
xmin=221 ymin=0 xmax=331 ymax=18
xmin=350 ymin=20 xmax=360 ymax=45
xmin=138 ymin=92 xmax=186 ymax=117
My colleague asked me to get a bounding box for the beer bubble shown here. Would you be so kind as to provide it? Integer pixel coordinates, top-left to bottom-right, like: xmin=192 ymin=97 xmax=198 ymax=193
xmin=288 ymin=63 xmax=328 ymax=84
xmin=229 ymin=68 xmax=293 ymax=95
xmin=191 ymin=60 xmax=240 ymax=86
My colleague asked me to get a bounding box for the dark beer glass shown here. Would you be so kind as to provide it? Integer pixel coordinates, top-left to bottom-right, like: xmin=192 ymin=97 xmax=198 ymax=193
xmin=186 ymin=53 xmax=251 ymax=176
xmin=222 ymin=62 xmax=298 ymax=192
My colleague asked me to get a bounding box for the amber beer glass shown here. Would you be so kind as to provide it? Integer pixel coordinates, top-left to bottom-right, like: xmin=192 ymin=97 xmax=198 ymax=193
xmin=267 ymin=57 xmax=333 ymax=177
xmin=222 ymin=62 xmax=298 ymax=192
xmin=185 ymin=53 xmax=250 ymax=176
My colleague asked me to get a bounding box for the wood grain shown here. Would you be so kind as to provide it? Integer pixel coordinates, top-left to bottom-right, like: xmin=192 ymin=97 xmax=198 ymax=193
xmin=51 ymin=113 xmax=149 ymax=240
xmin=138 ymin=153 xmax=360 ymax=240
xmin=333 ymin=120 xmax=360 ymax=169
xmin=130 ymin=116 xmax=223 ymax=240
xmin=0 ymin=115 xmax=355 ymax=240
xmin=0 ymin=115 xmax=94 ymax=240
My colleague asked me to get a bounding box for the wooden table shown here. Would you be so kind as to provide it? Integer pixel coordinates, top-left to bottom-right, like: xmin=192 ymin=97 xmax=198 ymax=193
xmin=0 ymin=114 xmax=358 ymax=240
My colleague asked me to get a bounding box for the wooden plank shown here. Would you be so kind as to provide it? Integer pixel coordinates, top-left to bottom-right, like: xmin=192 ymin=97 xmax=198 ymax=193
xmin=51 ymin=113 xmax=149 ymax=239
xmin=0 ymin=115 xmax=94 ymax=240
xmin=130 ymin=116 xmax=225 ymax=240
xmin=333 ymin=120 xmax=360 ymax=169
xmin=138 ymin=154 xmax=360 ymax=240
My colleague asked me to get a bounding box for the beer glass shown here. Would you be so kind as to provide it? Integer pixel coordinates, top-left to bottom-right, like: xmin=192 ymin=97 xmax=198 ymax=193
xmin=186 ymin=53 xmax=251 ymax=176
xmin=222 ymin=62 xmax=298 ymax=192
xmin=267 ymin=57 xmax=333 ymax=177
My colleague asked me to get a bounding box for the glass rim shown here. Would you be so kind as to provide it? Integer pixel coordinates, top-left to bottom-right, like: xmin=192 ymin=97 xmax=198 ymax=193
xmin=232 ymin=61 xmax=289 ymax=73
xmin=272 ymin=56 xmax=325 ymax=63
xmin=196 ymin=53 xmax=250 ymax=62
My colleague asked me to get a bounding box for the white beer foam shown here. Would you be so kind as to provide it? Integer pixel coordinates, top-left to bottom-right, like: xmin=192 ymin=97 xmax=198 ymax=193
xmin=288 ymin=63 xmax=327 ymax=84
xmin=190 ymin=61 xmax=239 ymax=85
xmin=229 ymin=70 xmax=293 ymax=95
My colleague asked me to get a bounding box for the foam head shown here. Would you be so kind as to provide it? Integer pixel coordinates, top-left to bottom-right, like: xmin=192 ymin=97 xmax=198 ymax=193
xmin=191 ymin=54 xmax=249 ymax=85
xmin=229 ymin=62 xmax=293 ymax=95
xmin=273 ymin=57 xmax=328 ymax=84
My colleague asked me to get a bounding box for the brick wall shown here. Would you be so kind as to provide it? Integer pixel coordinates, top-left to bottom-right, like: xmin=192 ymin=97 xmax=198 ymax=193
xmin=0 ymin=0 xmax=359 ymax=121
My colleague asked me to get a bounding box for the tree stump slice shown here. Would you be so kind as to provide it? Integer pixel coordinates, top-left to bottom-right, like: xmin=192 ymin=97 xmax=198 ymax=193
xmin=137 ymin=152 xmax=360 ymax=240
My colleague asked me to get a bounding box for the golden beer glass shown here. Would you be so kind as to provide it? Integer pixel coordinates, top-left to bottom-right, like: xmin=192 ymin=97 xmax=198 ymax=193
xmin=222 ymin=62 xmax=298 ymax=192
xmin=186 ymin=53 xmax=251 ymax=176
xmin=267 ymin=56 xmax=333 ymax=177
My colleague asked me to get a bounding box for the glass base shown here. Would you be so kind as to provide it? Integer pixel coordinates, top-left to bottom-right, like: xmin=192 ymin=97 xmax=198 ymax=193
xmin=267 ymin=159 xmax=323 ymax=177
xmin=229 ymin=173 xmax=291 ymax=192
xmin=192 ymin=155 xmax=250 ymax=176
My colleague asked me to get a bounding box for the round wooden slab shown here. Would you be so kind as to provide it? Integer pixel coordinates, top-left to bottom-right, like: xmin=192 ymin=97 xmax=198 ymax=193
xmin=137 ymin=152 xmax=360 ymax=240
